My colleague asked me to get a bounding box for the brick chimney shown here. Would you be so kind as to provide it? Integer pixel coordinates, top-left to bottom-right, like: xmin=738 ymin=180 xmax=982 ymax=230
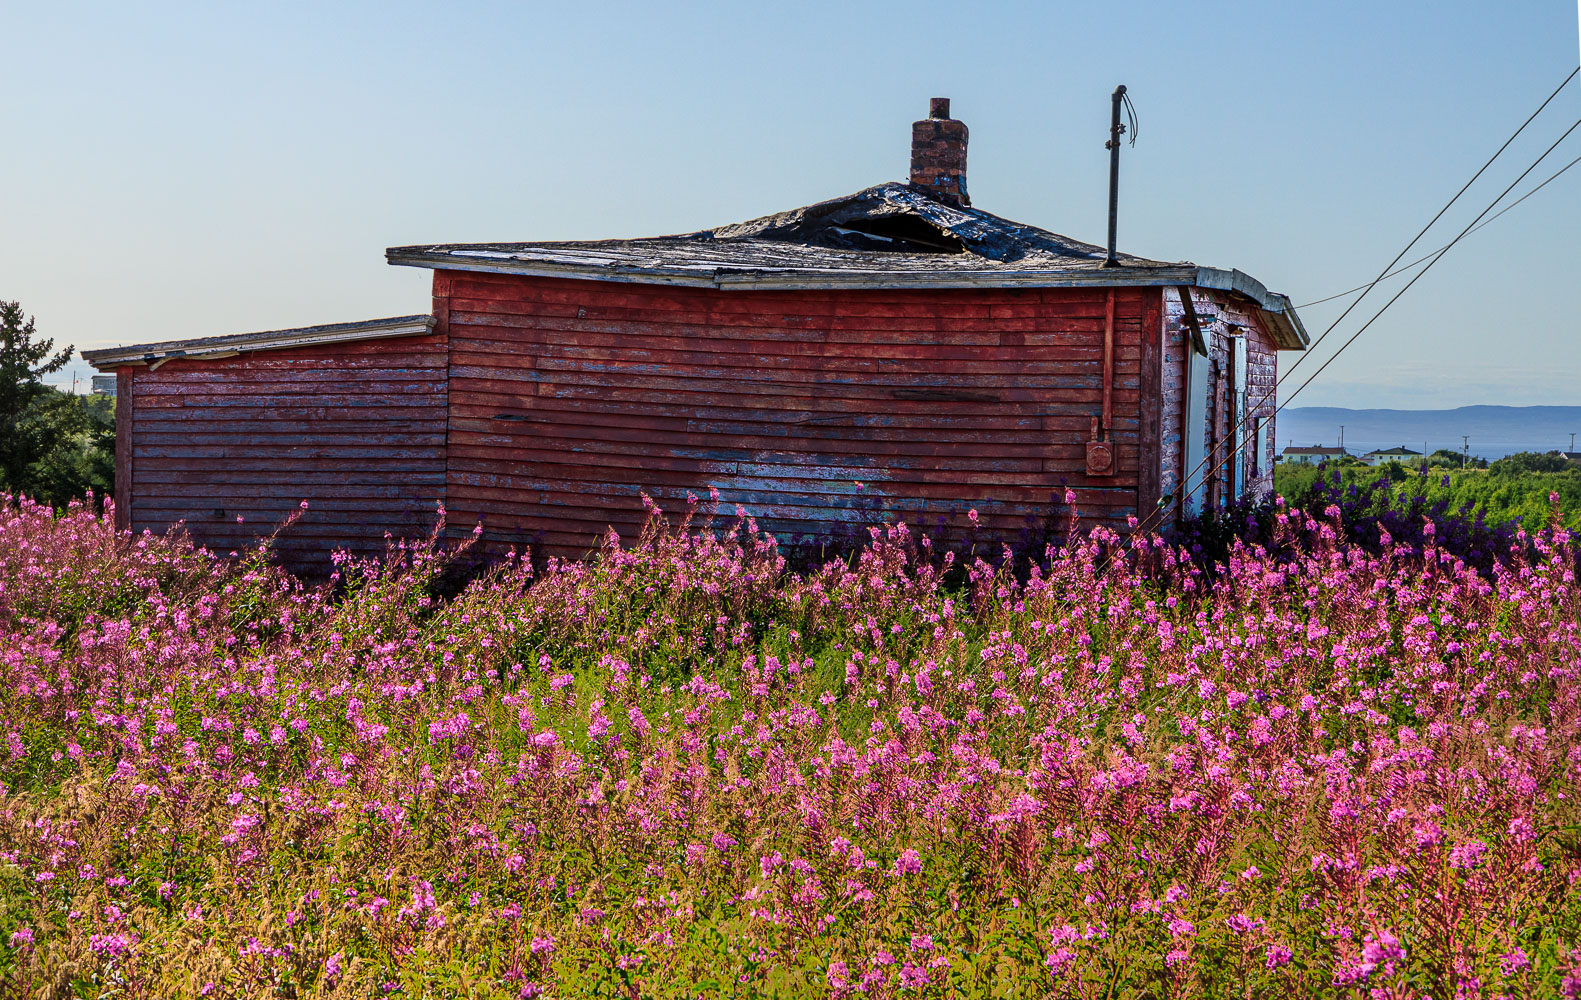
xmin=910 ymin=97 xmax=969 ymax=207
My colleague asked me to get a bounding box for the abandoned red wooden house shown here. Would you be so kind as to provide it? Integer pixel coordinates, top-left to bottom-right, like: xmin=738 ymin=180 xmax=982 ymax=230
xmin=85 ymin=99 xmax=1309 ymax=568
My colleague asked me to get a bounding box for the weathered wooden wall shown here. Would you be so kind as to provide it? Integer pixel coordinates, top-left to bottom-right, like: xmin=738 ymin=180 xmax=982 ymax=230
xmin=439 ymin=271 xmax=1154 ymax=558
xmin=1160 ymin=290 xmax=1278 ymax=511
xmin=1239 ymin=302 xmax=1280 ymax=498
xmin=1159 ymin=289 xmax=1192 ymax=505
xmin=108 ymin=273 xmax=1284 ymax=565
xmin=119 ymin=333 xmax=449 ymax=568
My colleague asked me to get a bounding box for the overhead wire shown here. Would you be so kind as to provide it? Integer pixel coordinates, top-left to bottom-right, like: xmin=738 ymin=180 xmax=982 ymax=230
xmin=1270 ymin=114 xmax=1581 ymax=415
xmin=1120 ymin=88 xmax=1139 ymax=147
xmin=1138 ymin=113 xmax=1581 ymax=543
xmin=1273 ymin=65 xmax=1577 ymax=392
xmin=1102 ymin=66 xmax=1581 ymax=558
xmin=1145 ymin=111 xmax=1581 ymax=543
xmin=1297 ymin=150 xmax=1581 ymax=309
xmin=1127 ymin=111 xmax=1581 ymax=551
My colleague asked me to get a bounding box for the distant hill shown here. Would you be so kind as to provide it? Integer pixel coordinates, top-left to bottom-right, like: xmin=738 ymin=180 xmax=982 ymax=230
xmin=1279 ymin=406 xmax=1581 ymax=461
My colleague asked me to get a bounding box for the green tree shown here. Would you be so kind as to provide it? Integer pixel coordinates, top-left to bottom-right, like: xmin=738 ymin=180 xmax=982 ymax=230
xmin=0 ymin=300 xmax=114 ymax=508
xmin=1489 ymin=451 xmax=1571 ymax=476
xmin=1 ymin=300 xmax=74 ymax=486
xmin=1424 ymin=448 xmax=1486 ymax=469
xmin=16 ymin=391 xmax=116 ymax=507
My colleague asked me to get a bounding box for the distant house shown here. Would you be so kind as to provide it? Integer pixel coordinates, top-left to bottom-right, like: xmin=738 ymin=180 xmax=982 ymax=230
xmin=1279 ymin=445 xmax=1348 ymax=465
xmin=1362 ymin=446 xmax=1422 ymax=466
xmin=1562 ymin=452 xmax=1581 ymax=468
xmin=84 ymin=98 xmax=1310 ymax=568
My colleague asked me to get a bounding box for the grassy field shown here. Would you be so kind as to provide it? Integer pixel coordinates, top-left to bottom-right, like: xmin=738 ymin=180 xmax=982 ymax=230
xmin=1 ymin=494 xmax=1579 ymax=998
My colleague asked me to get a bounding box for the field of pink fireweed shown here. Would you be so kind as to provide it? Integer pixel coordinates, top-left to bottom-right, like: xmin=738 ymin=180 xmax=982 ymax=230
xmin=1 ymin=492 xmax=1579 ymax=1000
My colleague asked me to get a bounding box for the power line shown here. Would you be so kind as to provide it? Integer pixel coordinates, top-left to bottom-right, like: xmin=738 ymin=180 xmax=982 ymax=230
xmin=1273 ymin=65 xmax=1578 ymax=393
xmin=1124 ymin=67 xmax=1581 ymax=539
xmin=1112 ymin=80 xmax=1581 ymax=552
xmin=1276 ymin=114 xmax=1581 ymax=413
xmin=1296 ymin=151 xmax=1581 ymax=309
xmin=1160 ymin=110 xmax=1581 ymax=539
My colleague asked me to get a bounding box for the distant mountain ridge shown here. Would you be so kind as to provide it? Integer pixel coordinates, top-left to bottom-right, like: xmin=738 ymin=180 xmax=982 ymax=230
xmin=1279 ymin=406 xmax=1580 ymax=461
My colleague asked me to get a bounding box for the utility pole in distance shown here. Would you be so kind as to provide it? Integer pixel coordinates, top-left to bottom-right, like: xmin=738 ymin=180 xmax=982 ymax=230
xmin=1463 ymin=435 xmax=1469 ymax=470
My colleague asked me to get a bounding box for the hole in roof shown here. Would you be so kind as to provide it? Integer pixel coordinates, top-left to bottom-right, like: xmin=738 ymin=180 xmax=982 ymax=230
xmin=827 ymin=214 xmax=967 ymax=254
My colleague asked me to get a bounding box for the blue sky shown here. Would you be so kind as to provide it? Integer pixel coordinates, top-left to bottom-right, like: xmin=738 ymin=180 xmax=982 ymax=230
xmin=3 ymin=1 xmax=1578 ymax=407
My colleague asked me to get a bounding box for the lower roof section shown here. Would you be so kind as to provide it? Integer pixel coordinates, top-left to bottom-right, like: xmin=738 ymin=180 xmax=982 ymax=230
xmin=82 ymin=315 xmax=435 ymax=370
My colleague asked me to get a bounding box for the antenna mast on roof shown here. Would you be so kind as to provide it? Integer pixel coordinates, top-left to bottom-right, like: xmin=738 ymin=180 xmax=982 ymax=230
xmin=1104 ymin=84 xmax=1137 ymax=268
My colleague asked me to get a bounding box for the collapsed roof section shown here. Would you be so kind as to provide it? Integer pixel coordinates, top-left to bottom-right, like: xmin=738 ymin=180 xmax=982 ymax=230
xmin=388 ymin=182 xmax=1309 ymax=350
xmin=704 ymin=182 xmax=1159 ymax=264
xmin=388 ymin=182 xmax=1163 ymax=278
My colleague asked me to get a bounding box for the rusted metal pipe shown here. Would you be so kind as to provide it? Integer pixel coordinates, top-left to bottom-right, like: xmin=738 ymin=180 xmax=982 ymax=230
xmin=1102 ymin=287 xmax=1115 ymax=433
xmin=1104 ymin=84 xmax=1126 ymax=268
xmin=1086 ymin=287 xmax=1118 ymax=476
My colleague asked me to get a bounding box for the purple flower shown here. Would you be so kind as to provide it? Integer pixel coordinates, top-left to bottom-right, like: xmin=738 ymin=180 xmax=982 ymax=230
xmin=1226 ymin=914 xmax=1263 ymax=935
xmin=1448 ymin=840 xmax=1488 ymax=870
xmin=89 ymin=932 xmax=136 ymax=959
xmin=1359 ymin=930 xmax=1406 ymax=978
xmin=1046 ymin=947 xmax=1077 ymax=976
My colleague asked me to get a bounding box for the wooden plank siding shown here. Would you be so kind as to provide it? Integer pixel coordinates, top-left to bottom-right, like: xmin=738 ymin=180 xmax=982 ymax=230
xmin=440 ymin=271 xmax=1155 ymax=559
xmin=101 ymin=271 xmax=1296 ymax=568
xmin=1160 ymin=290 xmax=1279 ymax=513
xmin=123 ymin=334 xmax=449 ymax=569
xmin=1158 ymin=289 xmax=1191 ymax=506
xmin=114 ymin=368 xmax=133 ymax=531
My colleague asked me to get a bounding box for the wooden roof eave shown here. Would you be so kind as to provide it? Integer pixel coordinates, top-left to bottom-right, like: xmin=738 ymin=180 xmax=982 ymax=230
xmin=1192 ymin=268 xmax=1309 ymax=351
xmin=387 ymin=246 xmax=1205 ymax=290
xmin=80 ymin=315 xmax=436 ymax=371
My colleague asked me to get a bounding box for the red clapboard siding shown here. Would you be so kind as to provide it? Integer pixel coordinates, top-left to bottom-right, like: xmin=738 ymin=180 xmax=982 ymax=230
xmin=440 ymin=271 xmax=1149 ymax=559
xmin=124 ymin=332 xmax=448 ymax=570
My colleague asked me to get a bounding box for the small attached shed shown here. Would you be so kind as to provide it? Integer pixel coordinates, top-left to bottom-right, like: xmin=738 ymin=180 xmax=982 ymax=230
xmin=86 ymin=99 xmax=1308 ymax=568
xmin=83 ymin=316 xmax=447 ymax=565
